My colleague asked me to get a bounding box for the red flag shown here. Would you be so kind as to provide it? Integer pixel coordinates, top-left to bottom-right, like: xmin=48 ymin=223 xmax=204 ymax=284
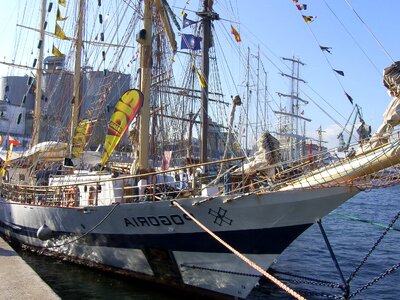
xmin=161 ymin=150 xmax=172 ymax=171
xmin=8 ymin=136 xmax=21 ymax=146
xmin=230 ymin=25 xmax=241 ymax=42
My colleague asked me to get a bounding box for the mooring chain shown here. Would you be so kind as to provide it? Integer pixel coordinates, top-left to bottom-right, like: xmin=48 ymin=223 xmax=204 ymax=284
xmin=292 ymin=288 xmax=344 ymax=300
xmin=272 ymin=270 xmax=342 ymax=288
xmin=172 ymin=200 xmax=307 ymax=300
xmin=348 ymin=209 xmax=400 ymax=282
xmin=279 ymin=277 xmax=342 ymax=289
xmin=349 ymin=263 xmax=400 ymax=298
xmin=181 ymin=264 xmax=261 ymax=278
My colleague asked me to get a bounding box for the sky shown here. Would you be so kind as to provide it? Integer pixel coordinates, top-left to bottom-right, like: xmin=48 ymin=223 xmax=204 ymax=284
xmin=0 ymin=0 xmax=398 ymax=150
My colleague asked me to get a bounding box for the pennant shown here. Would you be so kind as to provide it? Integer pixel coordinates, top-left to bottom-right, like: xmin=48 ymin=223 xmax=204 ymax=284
xmin=302 ymin=15 xmax=316 ymax=23
xmin=195 ymin=67 xmax=206 ymax=89
xmin=345 ymin=92 xmax=354 ymax=105
xmin=182 ymin=13 xmax=197 ymax=28
xmin=57 ymin=8 xmax=68 ymax=21
xmin=52 ymin=45 xmax=65 ymax=57
xmin=320 ymin=45 xmax=332 ymax=54
xmin=58 ymin=0 xmax=66 ymax=7
xmin=333 ymin=69 xmax=345 ymax=76
xmin=230 ymin=25 xmax=241 ymax=42
xmin=8 ymin=136 xmax=21 ymax=146
xmin=180 ymin=34 xmax=202 ymax=50
xmin=55 ymin=23 xmax=67 ymax=40
xmin=296 ymin=4 xmax=307 ymax=10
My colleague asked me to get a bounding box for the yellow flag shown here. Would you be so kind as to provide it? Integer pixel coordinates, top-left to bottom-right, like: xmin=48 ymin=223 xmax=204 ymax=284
xmin=52 ymin=45 xmax=64 ymax=57
xmin=55 ymin=23 xmax=67 ymax=40
xmin=195 ymin=66 xmax=206 ymax=89
xmin=58 ymin=0 xmax=66 ymax=7
xmin=57 ymin=8 xmax=68 ymax=21
xmin=302 ymin=15 xmax=316 ymax=23
xmin=1 ymin=143 xmax=13 ymax=177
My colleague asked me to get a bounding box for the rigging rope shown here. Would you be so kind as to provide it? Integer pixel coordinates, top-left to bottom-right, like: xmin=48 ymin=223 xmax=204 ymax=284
xmin=321 ymin=0 xmax=381 ymax=76
xmin=172 ymin=200 xmax=307 ymax=300
xmin=342 ymin=0 xmax=395 ymax=64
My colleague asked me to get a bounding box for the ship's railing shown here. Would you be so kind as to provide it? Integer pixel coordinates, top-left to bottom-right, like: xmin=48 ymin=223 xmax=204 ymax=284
xmin=2 ymin=131 xmax=400 ymax=207
xmin=0 ymin=156 xmax=249 ymax=207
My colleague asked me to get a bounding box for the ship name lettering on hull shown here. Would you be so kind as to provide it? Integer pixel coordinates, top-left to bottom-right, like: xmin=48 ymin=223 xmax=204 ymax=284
xmin=124 ymin=214 xmax=192 ymax=227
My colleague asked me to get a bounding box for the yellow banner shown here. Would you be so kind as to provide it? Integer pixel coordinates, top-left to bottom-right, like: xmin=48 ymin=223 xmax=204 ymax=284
xmin=72 ymin=119 xmax=95 ymax=158
xmin=101 ymin=89 xmax=143 ymax=168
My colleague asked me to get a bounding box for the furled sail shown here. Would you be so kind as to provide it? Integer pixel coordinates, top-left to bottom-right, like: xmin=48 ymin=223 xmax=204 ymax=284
xmin=242 ymin=131 xmax=281 ymax=177
xmin=361 ymin=61 xmax=400 ymax=150
xmin=101 ymin=89 xmax=144 ymax=168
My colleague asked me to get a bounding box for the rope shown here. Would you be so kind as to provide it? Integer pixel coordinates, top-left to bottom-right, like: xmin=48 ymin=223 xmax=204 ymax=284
xmin=171 ymin=200 xmax=306 ymax=300
xmin=342 ymin=0 xmax=395 ymax=63
xmin=322 ymin=0 xmax=381 ymax=75
xmin=44 ymin=203 xmax=120 ymax=249
xmin=331 ymin=212 xmax=400 ymax=232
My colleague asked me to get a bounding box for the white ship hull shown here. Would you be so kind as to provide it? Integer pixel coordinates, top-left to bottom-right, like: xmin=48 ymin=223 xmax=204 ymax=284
xmin=0 ymin=186 xmax=359 ymax=298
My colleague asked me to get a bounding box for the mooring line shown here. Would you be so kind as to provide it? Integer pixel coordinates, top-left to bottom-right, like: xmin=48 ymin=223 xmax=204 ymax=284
xmin=44 ymin=203 xmax=120 ymax=248
xmin=171 ymin=200 xmax=306 ymax=300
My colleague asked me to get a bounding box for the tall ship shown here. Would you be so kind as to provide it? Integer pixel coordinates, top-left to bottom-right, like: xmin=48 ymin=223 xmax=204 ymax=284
xmin=1 ymin=1 xmax=400 ymax=299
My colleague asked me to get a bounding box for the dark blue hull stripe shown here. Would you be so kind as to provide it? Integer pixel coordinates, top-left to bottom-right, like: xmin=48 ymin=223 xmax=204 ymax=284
xmin=0 ymin=220 xmax=312 ymax=254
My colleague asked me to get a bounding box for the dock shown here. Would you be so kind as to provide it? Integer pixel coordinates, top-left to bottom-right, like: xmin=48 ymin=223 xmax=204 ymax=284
xmin=0 ymin=236 xmax=60 ymax=300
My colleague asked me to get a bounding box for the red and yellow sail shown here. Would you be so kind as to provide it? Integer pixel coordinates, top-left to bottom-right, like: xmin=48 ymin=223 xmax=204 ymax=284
xmin=101 ymin=89 xmax=143 ymax=168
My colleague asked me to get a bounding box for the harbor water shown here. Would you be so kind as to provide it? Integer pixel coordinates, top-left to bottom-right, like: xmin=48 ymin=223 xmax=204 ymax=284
xmin=16 ymin=186 xmax=400 ymax=299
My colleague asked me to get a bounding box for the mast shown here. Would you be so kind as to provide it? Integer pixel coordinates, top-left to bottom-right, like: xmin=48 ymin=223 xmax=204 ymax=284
xmin=255 ymin=45 xmax=260 ymax=141
xmin=31 ymin=0 xmax=47 ymax=146
xmin=138 ymin=0 xmax=152 ymax=170
xmin=69 ymin=0 xmax=85 ymax=156
xmin=245 ymin=47 xmax=250 ymax=155
xmin=264 ymin=70 xmax=268 ymax=131
xmin=199 ymin=0 xmax=213 ymax=164
xmin=280 ymin=56 xmax=305 ymax=161
xmin=222 ymin=96 xmax=241 ymax=162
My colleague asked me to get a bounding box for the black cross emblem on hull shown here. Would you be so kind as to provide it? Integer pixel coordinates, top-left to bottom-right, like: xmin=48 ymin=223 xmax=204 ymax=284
xmin=208 ymin=207 xmax=233 ymax=226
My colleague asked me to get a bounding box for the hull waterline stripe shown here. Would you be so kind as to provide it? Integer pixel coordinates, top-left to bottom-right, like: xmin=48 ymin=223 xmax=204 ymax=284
xmin=0 ymin=219 xmax=312 ymax=254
